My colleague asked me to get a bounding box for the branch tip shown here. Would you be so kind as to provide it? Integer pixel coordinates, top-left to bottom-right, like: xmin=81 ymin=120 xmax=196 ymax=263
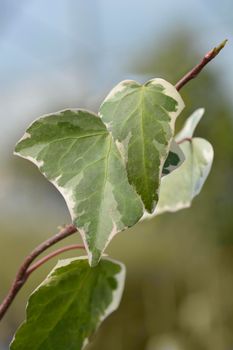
xmin=214 ymin=39 xmax=228 ymax=54
xmin=176 ymin=39 xmax=228 ymax=91
xmin=206 ymin=39 xmax=228 ymax=59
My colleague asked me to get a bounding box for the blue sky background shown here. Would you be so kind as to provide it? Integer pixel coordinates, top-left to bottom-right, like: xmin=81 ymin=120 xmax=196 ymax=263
xmin=0 ymin=0 xmax=232 ymax=156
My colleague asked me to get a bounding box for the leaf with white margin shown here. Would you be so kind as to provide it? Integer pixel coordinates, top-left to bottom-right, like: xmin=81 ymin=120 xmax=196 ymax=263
xmin=155 ymin=138 xmax=214 ymax=214
xmin=162 ymin=139 xmax=185 ymax=176
xmin=10 ymin=257 xmax=125 ymax=350
xmin=143 ymin=108 xmax=213 ymax=217
xmin=99 ymin=79 xmax=184 ymax=213
xmin=14 ymin=109 xmax=143 ymax=266
xmin=161 ymin=108 xmax=204 ymax=177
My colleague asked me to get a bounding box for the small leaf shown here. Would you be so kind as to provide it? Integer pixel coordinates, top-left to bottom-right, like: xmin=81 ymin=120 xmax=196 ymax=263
xmin=15 ymin=110 xmax=143 ymax=265
xmin=99 ymin=79 xmax=184 ymax=213
xmin=155 ymin=138 xmax=214 ymax=214
xmin=143 ymin=109 xmax=213 ymax=217
xmin=10 ymin=257 xmax=126 ymax=350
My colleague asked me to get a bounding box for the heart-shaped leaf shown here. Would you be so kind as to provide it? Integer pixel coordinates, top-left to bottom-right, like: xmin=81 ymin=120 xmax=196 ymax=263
xmin=143 ymin=109 xmax=214 ymax=217
xmin=15 ymin=109 xmax=143 ymax=266
xmin=99 ymin=79 xmax=184 ymax=213
xmin=10 ymin=257 xmax=125 ymax=350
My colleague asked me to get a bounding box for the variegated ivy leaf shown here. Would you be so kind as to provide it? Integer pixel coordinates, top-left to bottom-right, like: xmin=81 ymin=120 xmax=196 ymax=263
xmin=15 ymin=110 xmax=143 ymax=266
xmin=11 ymin=257 xmax=125 ymax=350
xmin=144 ymin=109 xmax=214 ymax=217
xmin=99 ymin=79 xmax=184 ymax=213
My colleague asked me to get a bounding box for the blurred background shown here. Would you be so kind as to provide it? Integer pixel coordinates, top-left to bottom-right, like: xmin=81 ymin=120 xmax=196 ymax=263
xmin=0 ymin=1 xmax=233 ymax=349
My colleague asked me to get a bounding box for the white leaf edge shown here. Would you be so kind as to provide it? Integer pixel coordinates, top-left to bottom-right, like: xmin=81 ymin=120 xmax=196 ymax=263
xmin=176 ymin=108 xmax=205 ymax=142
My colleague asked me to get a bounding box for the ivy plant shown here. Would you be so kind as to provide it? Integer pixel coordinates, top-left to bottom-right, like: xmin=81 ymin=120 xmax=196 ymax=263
xmin=0 ymin=41 xmax=226 ymax=349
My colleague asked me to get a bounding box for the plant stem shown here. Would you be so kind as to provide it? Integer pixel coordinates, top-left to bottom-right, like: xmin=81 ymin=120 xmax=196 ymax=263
xmin=175 ymin=40 xmax=227 ymax=91
xmin=26 ymin=244 xmax=85 ymax=276
xmin=177 ymin=137 xmax=192 ymax=144
xmin=0 ymin=224 xmax=78 ymax=321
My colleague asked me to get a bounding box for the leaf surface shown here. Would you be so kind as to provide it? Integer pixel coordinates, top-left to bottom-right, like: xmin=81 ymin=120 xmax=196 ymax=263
xmin=15 ymin=109 xmax=143 ymax=265
xmin=11 ymin=257 xmax=125 ymax=350
xmin=99 ymin=79 xmax=184 ymax=212
xmin=144 ymin=109 xmax=213 ymax=217
xmin=155 ymin=138 xmax=214 ymax=214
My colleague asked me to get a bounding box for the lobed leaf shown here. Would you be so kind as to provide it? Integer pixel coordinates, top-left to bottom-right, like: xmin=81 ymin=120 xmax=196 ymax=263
xmin=99 ymin=79 xmax=184 ymax=213
xmin=10 ymin=257 xmax=126 ymax=350
xmin=14 ymin=109 xmax=143 ymax=266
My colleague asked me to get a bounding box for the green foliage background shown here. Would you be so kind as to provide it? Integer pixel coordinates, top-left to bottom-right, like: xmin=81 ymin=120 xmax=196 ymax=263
xmin=1 ymin=25 xmax=233 ymax=350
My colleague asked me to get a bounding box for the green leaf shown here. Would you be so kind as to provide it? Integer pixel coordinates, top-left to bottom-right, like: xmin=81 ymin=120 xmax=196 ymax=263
xmin=99 ymin=79 xmax=184 ymax=213
xmin=11 ymin=257 xmax=125 ymax=350
xmin=15 ymin=109 xmax=143 ymax=266
xmin=144 ymin=109 xmax=214 ymax=217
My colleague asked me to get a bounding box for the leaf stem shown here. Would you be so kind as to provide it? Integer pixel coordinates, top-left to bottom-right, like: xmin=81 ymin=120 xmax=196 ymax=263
xmin=177 ymin=137 xmax=192 ymax=144
xmin=175 ymin=40 xmax=227 ymax=91
xmin=26 ymin=244 xmax=85 ymax=277
xmin=0 ymin=224 xmax=79 ymax=321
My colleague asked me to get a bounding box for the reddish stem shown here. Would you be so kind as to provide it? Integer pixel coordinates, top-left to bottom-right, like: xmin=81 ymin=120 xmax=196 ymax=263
xmin=175 ymin=40 xmax=227 ymax=91
xmin=0 ymin=224 xmax=78 ymax=321
xmin=177 ymin=137 xmax=192 ymax=144
xmin=26 ymin=244 xmax=85 ymax=277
